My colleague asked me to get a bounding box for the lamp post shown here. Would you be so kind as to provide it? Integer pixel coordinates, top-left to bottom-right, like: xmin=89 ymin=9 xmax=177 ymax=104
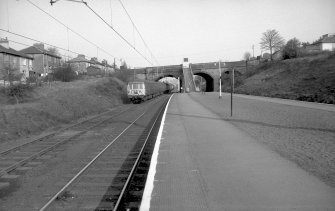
xmin=230 ymin=67 xmax=235 ymax=117
xmin=219 ymin=60 xmax=222 ymax=98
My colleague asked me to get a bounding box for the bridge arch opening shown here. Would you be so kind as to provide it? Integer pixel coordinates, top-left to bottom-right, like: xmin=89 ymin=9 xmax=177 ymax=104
xmin=157 ymin=75 xmax=180 ymax=93
xmin=193 ymin=72 xmax=214 ymax=92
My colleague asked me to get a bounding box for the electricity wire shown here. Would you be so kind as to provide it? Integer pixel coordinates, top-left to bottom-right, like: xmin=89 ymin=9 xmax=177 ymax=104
xmin=82 ymin=1 xmax=154 ymax=66
xmin=118 ymin=0 xmax=159 ymax=65
xmin=7 ymin=39 xmax=85 ymax=60
xmin=0 ymin=28 xmax=94 ymax=59
xmin=25 ymin=0 xmax=118 ymax=61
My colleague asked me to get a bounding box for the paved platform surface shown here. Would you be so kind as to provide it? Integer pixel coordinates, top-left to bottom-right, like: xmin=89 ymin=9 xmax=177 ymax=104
xmin=141 ymin=93 xmax=335 ymax=211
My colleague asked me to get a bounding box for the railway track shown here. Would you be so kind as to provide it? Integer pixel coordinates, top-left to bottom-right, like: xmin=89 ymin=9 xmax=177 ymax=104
xmin=0 ymin=104 xmax=140 ymax=178
xmin=36 ymin=95 xmax=170 ymax=210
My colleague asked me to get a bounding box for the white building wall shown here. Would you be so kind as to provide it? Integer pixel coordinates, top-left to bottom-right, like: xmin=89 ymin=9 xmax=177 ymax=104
xmin=322 ymin=43 xmax=335 ymax=51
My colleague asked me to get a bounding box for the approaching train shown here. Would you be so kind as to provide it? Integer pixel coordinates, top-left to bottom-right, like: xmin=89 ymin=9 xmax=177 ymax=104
xmin=127 ymin=80 xmax=174 ymax=103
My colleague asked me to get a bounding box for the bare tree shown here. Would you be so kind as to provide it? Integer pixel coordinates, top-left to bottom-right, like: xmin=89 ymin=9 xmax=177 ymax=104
xmin=260 ymin=29 xmax=285 ymax=61
xmin=243 ymin=52 xmax=251 ymax=61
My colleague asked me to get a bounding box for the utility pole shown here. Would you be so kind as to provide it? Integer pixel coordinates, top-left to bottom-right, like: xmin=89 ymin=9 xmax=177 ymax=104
xmin=252 ymin=44 xmax=254 ymax=58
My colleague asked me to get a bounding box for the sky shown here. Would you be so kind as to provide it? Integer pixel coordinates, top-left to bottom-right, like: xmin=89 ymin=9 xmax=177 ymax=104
xmin=0 ymin=0 xmax=334 ymax=68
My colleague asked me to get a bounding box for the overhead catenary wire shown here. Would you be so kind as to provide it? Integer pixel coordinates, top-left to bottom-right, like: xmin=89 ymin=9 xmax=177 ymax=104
xmin=25 ymin=0 xmax=118 ymax=61
xmin=118 ymin=0 xmax=160 ymax=66
xmin=0 ymin=28 xmax=96 ymax=60
xmin=7 ymin=39 xmax=87 ymax=60
xmin=82 ymin=1 xmax=154 ymax=66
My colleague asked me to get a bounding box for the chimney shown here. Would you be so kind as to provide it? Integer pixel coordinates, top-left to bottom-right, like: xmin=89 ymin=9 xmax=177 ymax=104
xmin=33 ymin=43 xmax=44 ymax=50
xmin=0 ymin=37 xmax=9 ymax=49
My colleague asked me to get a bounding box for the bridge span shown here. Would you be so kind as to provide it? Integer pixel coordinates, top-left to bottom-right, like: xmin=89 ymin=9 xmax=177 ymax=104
xmin=125 ymin=60 xmax=252 ymax=92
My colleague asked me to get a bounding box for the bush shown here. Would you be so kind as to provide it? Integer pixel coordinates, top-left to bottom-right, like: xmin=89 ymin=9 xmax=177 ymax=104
xmin=7 ymin=83 xmax=32 ymax=97
xmin=282 ymin=38 xmax=300 ymax=59
xmin=26 ymin=76 xmax=38 ymax=84
xmin=112 ymin=70 xmax=129 ymax=83
xmin=4 ymin=83 xmax=34 ymax=104
xmin=53 ymin=65 xmax=77 ymax=82
xmin=42 ymin=73 xmax=55 ymax=82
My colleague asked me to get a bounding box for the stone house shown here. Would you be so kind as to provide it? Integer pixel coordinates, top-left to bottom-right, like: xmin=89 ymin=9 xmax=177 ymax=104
xmin=0 ymin=38 xmax=33 ymax=82
xmin=20 ymin=43 xmax=61 ymax=77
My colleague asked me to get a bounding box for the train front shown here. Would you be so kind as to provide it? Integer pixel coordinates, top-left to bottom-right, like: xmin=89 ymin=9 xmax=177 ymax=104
xmin=127 ymin=82 xmax=146 ymax=103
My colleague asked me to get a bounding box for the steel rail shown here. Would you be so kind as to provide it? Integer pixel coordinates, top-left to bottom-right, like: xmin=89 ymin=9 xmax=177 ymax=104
xmin=112 ymin=96 xmax=169 ymax=210
xmin=0 ymin=106 xmax=127 ymax=156
xmin=0 ymin=106 xmax=134 ymax=177
xmin=39 ymin=111 xmax=147 ymax=211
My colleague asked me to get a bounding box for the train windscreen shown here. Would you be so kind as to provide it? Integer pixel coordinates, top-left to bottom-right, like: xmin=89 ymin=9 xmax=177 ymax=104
xmin=131 ymin=83 xmax=144 ymax=89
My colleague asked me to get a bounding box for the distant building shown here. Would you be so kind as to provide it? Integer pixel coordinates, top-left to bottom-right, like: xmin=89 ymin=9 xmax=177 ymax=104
xmin=20 ymin=43 xmax=61 ymax=77
xmin=68 ymin=54 xmax=92 ymax=74
xmin=85 ymin=57 xmax=114 ymax=76
xmin=305 ymin=33 xmax=335 ymax=52
xmin=101 ymin=60 xmax=115 ymax=75
xmin=0 ymin=38 xmax=33 ymax=81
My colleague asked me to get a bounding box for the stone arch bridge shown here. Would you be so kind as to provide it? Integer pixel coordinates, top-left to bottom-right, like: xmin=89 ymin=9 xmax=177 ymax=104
xmin=126 ymin=61 xmax=250 ymax=92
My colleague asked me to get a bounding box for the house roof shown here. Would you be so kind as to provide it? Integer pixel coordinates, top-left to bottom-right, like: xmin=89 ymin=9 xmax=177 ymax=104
xmin=89 ymin=59 xmax=105 ymax=66
xmin=20 ymin=46 xmax=61 ymax=59
xmin=0 ymin=45 xmax=33 ymax=59
xmin=68 ymin=56 xmax=92 ymax=63
xmin=321 ymin=36 xmax=335 ymax=43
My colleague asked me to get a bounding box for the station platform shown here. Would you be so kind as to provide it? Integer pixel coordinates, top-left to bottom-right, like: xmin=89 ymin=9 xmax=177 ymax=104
xmin=140 ymin=93 xmax=335 ymax=211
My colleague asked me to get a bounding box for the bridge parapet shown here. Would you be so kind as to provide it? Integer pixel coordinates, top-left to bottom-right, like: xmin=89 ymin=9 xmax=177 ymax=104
xmin=126 ymin=60 xmax=256 ymax=92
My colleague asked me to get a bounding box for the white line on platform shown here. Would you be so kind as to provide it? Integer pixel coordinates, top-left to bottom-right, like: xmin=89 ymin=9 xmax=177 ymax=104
xmin=140 ymin=94 xmax=173 ymax=211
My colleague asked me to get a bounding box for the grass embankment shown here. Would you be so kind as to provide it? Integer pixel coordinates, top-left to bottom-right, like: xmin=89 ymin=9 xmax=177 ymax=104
xmin=0 ymin=76 xmax=129 ymax=143
xmin=223 ymin=52 xmax=335 ymax=104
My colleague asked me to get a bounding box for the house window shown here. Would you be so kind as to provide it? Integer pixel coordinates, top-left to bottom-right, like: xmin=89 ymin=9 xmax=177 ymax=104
xmin=29 ymin=59 xmax=32 ymax=66
xmin=23 ymin=59 xmax=27 ymax=66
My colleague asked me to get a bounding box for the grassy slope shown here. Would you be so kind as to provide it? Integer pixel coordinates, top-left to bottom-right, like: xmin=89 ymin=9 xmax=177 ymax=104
xmin=0 ymin=77 xmax=128 ymax=143
xmin=231 ymin=53 xmax=335 ymax=104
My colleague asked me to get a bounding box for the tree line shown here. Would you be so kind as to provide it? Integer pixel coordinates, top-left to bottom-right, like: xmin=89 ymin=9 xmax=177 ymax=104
xmin=244 ymin=29 xmax=320 ymax=61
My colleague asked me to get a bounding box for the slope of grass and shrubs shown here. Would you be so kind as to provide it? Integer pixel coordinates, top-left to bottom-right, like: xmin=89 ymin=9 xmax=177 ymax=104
xmin=222 ymin=52 xmax=335 ymax=104
xmin=0 ymin=67 xmax=129 ymax=143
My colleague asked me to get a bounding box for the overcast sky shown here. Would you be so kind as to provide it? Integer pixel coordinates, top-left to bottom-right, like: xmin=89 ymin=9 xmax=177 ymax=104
xmin=1 ymin=0 xmax=334 ymax=67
